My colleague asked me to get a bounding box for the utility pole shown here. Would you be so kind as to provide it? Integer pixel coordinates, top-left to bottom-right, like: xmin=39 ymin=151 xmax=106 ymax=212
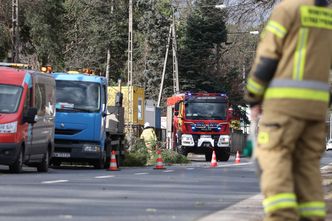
xmin=105 ymin=0 xmax=114 ymax=85
xmin=106 ymin=48 xmax=111 ymax=85
xmin=171 ymin=7 xmax=179 ymax=95
xmin=157 ymin=25 xmax=172 ymax=108
xmin=157 ymin=7 xmax=180 ymax=107
xmin=12 ymin=0 xmax=19 ymax=62
xmin=127 ymin=0 xmax=134 ymax=146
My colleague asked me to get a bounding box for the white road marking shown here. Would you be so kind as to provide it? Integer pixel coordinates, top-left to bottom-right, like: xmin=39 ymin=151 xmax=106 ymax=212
xmin=95 ymin=175 xmax=114 ymax=179
xmin=134 ymin=172 xmax=149 ymax=175
xmin=146 ymin=208 xmax=157 ymax=213
xmin=42 ymin=180 xmax=68 ymax=184
xmin=163 ymin=170 xmax=174 ymax=173
xmin=59 ymin=215 xmax=73 ymax=219
xmin=219 ymin=162 xmax=253 ymax=167
xmin=186 ymin=168 xmax=195 ymax=170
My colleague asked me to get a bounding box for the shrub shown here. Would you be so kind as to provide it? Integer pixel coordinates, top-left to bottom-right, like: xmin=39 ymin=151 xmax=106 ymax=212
xmin=122 ymin=138 xmax=190 ymax=166
xmin=122 ymin=151 xmax=147 ymax=167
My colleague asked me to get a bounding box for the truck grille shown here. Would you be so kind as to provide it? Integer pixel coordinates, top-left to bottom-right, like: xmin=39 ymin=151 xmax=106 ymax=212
xmin=55 ymin=129 xmax=82 ymax=135
xmin=54 ymin=147 xmax=71 ymax=153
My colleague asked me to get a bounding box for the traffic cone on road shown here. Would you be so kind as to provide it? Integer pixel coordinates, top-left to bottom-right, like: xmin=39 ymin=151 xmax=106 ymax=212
xmin=210 ymin=150 xmax=218 ymax=168
xmin=107 ymin=150 xmax=119 ymax=171
xmin=154 ymin=150 xmax=166 ymax=170
xmin=235 ymin=151 xmax=241 ymax=164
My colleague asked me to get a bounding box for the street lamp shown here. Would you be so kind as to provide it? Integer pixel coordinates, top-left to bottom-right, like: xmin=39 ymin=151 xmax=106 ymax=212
xmin=215 ymin=4 xmax=226 ymax=10
xmin=249 ymin=31 xmax=260 ymax=35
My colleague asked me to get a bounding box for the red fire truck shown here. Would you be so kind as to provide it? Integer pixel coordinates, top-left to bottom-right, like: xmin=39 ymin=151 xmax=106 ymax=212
xmin=166 ymin=92 xmax=243 ymax=162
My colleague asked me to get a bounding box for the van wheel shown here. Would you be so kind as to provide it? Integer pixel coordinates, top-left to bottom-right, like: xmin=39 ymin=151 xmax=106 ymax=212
xmin=9 ymin=147 xmax=23 ymax=173
xmin=37 ymin=151 xmax=49 ymax=172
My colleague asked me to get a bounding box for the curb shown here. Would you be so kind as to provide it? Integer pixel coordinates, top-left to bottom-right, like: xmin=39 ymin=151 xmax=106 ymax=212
xmin=198 ymin=163 xmax=332 ymax=221
xmin=197 ymin=194 xmax=264 ymax=221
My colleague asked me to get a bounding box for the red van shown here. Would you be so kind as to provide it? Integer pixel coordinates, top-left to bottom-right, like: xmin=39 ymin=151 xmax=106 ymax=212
xmin=0 ymin=67 xmax=55 ymax=173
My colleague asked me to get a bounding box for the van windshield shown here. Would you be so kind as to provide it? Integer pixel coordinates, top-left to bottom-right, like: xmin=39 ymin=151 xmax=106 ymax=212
xmin=0 ymin=84 xmax=23 ymax=113
xmin=55 ymin=80 xmax=100 ymax=112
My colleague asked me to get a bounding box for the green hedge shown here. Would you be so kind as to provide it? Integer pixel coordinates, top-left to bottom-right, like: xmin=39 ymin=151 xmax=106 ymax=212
xmin=122 ymin=139 xmax=190 ymax=166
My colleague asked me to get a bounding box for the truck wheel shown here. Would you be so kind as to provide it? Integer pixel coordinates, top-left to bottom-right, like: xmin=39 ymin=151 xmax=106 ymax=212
xmin=218 ymin=148 xmax=230 ymax=162
xmin=94 ymin=151 xmax=106 ymax=169
xmin=177 ymin=146 xmax=188 ymax=157
xmin=37 ymin=150 xmax=49 ymax=172
xmin=51 ymin=161 xmax=61 ymax=167
xmin=104 ymin=156 xmax=110 ymax=169
xmin=9 ymin=146 xmax=24 ymax=173
xmin=205 ymin=152 xmax=212 ymax=162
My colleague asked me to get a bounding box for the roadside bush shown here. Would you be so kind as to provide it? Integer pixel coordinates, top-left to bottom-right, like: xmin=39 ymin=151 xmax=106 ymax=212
xmin=122 ymin=151 xmax=147 ymax=167
xmin=122 ymin=138 xmax=190 ymax=166
xmin=148 ymin=149 xmax=190 ymax=165
xmin=122 ymin=139 xmax=148 ymax=167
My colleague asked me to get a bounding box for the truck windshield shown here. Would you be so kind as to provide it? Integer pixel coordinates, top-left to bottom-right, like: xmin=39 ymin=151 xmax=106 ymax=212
xmin=0 ymin=84 xmax=22 ymax=113
xmin=55 ymin=80 xmax=100 ymax=112
xmin=185 ymin=102 xmax=227 ymax=120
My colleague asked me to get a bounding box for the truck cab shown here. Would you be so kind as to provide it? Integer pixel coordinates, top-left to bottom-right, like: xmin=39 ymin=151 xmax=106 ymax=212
xmin=0 ymin=67 xmax=55 ymax=173
xmin=51 ymin=73 xmax=108 ymax=168
xmin=167 ymin=93 xmax=234 ymax=161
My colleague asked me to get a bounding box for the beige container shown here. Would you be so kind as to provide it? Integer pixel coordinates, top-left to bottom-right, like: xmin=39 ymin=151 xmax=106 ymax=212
xmin=107 ymin=86 xmax=145 ymax=125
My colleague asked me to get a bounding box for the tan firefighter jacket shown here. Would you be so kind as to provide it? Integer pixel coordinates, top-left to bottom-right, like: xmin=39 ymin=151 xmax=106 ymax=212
xmin=140 ymin=127 xmax=157 ymax=143
xmin=244 ymin=0 xmax=332 ymax=120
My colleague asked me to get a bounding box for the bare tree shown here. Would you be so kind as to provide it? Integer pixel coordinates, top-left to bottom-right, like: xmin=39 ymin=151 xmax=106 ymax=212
xmin=225 ymin=0 xmax=279 ymax=25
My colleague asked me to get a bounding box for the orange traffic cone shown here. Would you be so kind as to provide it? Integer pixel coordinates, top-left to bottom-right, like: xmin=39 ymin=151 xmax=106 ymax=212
xmin=107 ymin=150 xmax=119 ymax=171
xmin=154 ymin=150 xmax=166 ymax=170
xmin=210 ymin=150 xmax=218 ymax=168
xmin=235 ymin=151 xmax=241 ymax=164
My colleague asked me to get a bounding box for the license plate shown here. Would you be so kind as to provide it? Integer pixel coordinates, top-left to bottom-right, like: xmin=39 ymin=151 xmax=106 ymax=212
xmin=200 ymin=135 xmax=211 ymax=139
xmin=53 ymin=152 xmax=71 ymax=158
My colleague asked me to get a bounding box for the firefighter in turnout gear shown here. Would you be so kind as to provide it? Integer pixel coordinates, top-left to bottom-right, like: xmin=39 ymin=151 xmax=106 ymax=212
xmin=244 ymin=0 xmax=332 ymax=220
xmin=140 ymin=122 xmax=157 ymax=157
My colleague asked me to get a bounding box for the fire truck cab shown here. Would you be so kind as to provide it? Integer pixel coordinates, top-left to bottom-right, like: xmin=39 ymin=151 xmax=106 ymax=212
xmin=166 ymin=92 xmax=234 ymax=161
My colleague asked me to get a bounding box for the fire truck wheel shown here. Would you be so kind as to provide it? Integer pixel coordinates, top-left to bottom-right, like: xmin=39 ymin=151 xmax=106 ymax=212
xmin=205 ymin=152 xmax=212 ymax=162
xmin=217 ymin=148 xmax=230 ymax=161
xmin=177 ymin=146 xmax=188 ymax=157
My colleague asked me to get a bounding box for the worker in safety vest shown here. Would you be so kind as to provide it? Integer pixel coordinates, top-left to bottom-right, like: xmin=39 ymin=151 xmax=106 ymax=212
xmin=244 ymin=0 xmax=332 ymax=220
xmin=140 ymin=122 xmax=157 ymax=155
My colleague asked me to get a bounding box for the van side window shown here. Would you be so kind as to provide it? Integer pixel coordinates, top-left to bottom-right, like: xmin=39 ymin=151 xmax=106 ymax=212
xmin=23 ymin=88 xmax=32 ymax=115
xmin=35 ymin=83 xmax=46 ymax=115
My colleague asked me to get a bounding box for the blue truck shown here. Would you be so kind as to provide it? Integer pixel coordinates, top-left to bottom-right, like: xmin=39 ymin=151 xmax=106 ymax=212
xmin=51 ymin=72 xmax=124 ymax=168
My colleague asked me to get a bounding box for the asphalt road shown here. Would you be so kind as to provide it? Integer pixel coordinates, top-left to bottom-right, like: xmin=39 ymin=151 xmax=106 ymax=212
xmin=0 ymin=152 xmax=331 ymax=221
